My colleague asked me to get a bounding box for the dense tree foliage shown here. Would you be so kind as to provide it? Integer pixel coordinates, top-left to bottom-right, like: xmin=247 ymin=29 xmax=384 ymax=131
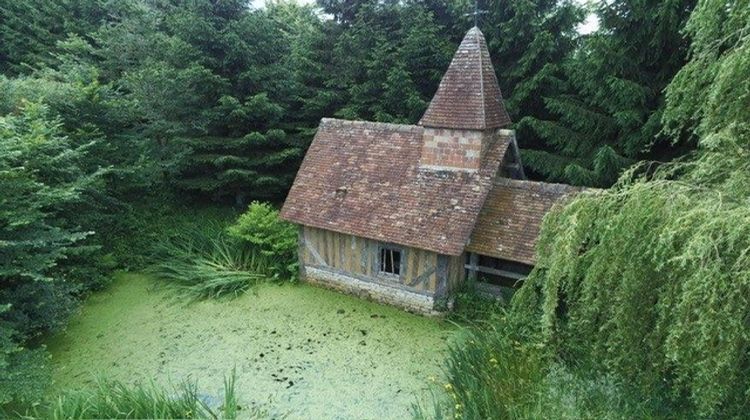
xmin=323 ymin=0 xmax=585 ymax=129
xmin=228 ymin=201 xmax=299 ymax=281
xmin=0 ymin=103 xmax=100 ymax=404
xmin=326 ymin=2 xmax=450 ymax=123
xmin=0 ymin=0 xmax=104 ymax=75
xmin=521 ymin=0 xmax=696 ymax=186
xmin=4 ymin=0 xmax=744 ymax=414
xmin=513 ymin=0 xmax=750 ymax=415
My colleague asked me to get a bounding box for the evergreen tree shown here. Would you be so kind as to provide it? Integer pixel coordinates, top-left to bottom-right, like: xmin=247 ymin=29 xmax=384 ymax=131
xmin=0 ymin=0 xmax=106 ymax=75
xmin=316 ymin=0 xmax=380 ymax=24
xmin=82 ymin=1 xmax=308 ymax=203
xmin=0 ymin=0 xmax=71 ymax=74
xmin=477 ymin=0 xmax=584 ymax=120
xmin=327 ymin=2 xmax=452 ymax=123
xmin=175 ymin=130 xmax=302 ymax=205
xmin=167 ymin=2 xmax=317 ymax=204
xmin=521 ymin=0 xmax=696 ymax=186
xmin=0 ymin=103 xmax=99 ymax=404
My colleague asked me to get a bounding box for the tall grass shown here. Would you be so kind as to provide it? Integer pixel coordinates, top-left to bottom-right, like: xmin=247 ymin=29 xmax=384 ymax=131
xmin=35 ymin=370 xmax=243 ymax=419
xmin=415 ymin=313 xmax=666 ymax=419
xmin=222 ymin=368 xmax=239 ymax=420
xmin=148 ymin=223 xmax=277 ymax=300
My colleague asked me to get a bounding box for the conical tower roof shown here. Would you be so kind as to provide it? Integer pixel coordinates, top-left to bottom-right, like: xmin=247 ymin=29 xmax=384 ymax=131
xmin=419 ymin=26 xmax=511 ymax=130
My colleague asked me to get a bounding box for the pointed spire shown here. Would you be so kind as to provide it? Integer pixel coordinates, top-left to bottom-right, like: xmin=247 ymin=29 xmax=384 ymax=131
xmin=419 ymin=26 xmax=511 ymax=130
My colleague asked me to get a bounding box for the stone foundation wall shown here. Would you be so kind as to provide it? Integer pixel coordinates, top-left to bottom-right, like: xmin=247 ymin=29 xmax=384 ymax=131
xmin=303 ymin=266 xmax=443 ymax=315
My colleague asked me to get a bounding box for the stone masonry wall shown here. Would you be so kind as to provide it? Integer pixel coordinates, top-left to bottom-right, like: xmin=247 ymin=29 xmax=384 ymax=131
xmin=303 ymin=266 xmax=442 ymax=315
xmin=419 ymin=128 xmax=483 ymax=171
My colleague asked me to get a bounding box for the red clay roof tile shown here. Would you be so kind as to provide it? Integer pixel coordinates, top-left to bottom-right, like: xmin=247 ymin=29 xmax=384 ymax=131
xmin=419 ymin=26 xmax=511 ymax=130
xmin=466 ymin=179 xmax=584 ymax=264
xmin=280 ymin=118 xmax=511 ymax=255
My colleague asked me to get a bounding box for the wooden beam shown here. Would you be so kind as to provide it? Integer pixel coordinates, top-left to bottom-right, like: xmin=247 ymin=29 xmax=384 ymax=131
xmin=408 ymin=266 xmax=436 ymax=287
xmin=305 ymin=235 xmax=327 ymax=266
xmin=509 ymin=134 xmax=527 ymax=180
xmin=467 ymin=252 xmax=478 ymax=281
xmin=298 ymin=227 xmax=307 ymax=277
xmin=464 ymin=264 xmax=527 ymax=281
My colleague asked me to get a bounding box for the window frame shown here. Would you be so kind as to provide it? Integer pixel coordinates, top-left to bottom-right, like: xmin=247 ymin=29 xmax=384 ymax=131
xmin=377 ymin=244 xmax=403 ymax=279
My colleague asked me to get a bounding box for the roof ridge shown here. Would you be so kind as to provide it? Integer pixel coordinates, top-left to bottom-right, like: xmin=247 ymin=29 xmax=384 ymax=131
xmin=477 ymin=29 xmax=486 ymax=129
xmin=321 ymin=118 xmax=422 ymax=133
xmin=494 ymin=178 xmax=588 ymax=194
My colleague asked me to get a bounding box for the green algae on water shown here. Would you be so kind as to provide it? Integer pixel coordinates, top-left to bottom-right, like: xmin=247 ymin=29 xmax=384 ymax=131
xmin=46 ymin=273 xmax=455 ymax=419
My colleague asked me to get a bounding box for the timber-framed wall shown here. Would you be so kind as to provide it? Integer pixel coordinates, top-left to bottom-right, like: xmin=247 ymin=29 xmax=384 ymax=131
xmin=298 ymin=226 xmax=464 ymax=313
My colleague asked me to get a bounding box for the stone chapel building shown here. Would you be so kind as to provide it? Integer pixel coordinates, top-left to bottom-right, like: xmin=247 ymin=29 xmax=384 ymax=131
xmin=280 ymin=26 xmax=581 ymax=313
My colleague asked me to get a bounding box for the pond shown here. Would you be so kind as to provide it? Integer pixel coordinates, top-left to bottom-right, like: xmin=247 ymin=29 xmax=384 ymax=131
xmin=46 ymin=273 xmax=454 ymax=419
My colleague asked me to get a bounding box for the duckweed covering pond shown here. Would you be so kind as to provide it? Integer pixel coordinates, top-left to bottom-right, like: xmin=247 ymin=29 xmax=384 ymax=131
xmin=46 ymin=273 xmax=454 ymax=419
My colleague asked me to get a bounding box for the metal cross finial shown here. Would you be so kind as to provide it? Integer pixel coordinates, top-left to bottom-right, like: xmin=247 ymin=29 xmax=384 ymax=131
xmin=464 ymin=0 xmax=488 ymax=28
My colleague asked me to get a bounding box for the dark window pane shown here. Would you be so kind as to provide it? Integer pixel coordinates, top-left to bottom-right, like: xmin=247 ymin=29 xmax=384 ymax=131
xmin=379 ymin=247 xmax=401 ymax=275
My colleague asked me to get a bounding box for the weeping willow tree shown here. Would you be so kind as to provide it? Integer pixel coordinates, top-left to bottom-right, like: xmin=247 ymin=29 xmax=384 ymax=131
xmin=513 ymin=0 xmax=750 ymax=416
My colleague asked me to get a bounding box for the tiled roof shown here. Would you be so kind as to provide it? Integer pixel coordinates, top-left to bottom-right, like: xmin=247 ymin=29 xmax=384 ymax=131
xmin=280 ymin=118 xmax=511 ymax=256
xmin=466 ymin=179 xmax=584 ymax=265
xmin=419 ymin=26 xmax=511 ymax=130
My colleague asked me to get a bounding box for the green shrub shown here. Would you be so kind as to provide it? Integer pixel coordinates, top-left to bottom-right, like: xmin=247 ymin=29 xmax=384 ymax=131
xmin=448 ymin=279 xmax=509 ymax=322
xmin=0 ymin=102 xmax=97 ymax=408
xmin=0 ymin=310 xmax=51 ymax=408
xmin=148 ymin=223 xmax=273 ymax=300
xmin=227 ymin=202 xmax=298 ymax=281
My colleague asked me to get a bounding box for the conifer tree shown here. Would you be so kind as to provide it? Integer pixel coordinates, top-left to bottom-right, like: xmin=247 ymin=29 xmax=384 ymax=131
xmin=327 ymin=2 xmax=452 ymax=123
xmin=0 ymin=0 xmax=70 ymax=74
xmin=166 ymin=1 xmax=319 ymax=204
xmin=80 ymin=0 xmax=313 ymax=203
xmin=480 ymin=0 xmax=584 ymax=120
xmin=0 ymin=0 xmax=108 ymax=75
xmin=175 ymin=130 xmax=302 ymax=205
xmin=520 ymin=0 xmax=696 ymax=186
xmin=316 ymin=0 xmax=380 ymax=24
xmin=0 ymin=103 xmax=99 ymax=403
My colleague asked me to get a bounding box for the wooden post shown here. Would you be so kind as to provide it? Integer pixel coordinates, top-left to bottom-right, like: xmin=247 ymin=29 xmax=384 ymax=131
xmin=510 ymin=133 xmax=527 ymax=180
xmin=298 ymin=227 xmax=306 ymax=279
xmin=468 ymin=252 xmax=478 ymax=282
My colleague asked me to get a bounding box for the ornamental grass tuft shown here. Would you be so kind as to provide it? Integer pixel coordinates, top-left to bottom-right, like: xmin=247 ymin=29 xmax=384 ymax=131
xmin=148 ymin=223 xmax=276 ymax=300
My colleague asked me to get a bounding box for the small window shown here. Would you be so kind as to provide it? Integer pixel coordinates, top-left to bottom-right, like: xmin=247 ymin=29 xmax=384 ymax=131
xmin=379 ymin=246 xmax=401 ymax=276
